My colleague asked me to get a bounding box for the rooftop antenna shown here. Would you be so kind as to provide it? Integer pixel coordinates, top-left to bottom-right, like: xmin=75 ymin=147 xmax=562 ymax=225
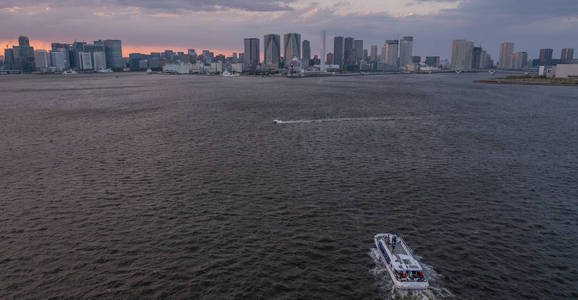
xmin=321 ymin=30 xmax=326 ymax=71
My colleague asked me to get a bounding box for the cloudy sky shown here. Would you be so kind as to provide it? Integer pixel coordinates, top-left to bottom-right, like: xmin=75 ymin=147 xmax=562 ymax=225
xmin=1 ymin=0 xmax=577 ymax=59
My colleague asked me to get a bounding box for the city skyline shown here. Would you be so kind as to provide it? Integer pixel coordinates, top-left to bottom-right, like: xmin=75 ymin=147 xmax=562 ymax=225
xmin=1 ymin=0 xmax=577 ymax=59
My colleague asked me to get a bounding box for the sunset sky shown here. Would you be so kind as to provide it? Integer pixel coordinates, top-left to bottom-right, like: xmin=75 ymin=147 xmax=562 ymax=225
xmin=1 ymin=0 xmax=577 ymax=59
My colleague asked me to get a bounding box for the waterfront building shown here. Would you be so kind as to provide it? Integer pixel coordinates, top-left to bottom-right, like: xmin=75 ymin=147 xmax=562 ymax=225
xmin=50 ymin=51 xmax=66 ymax=71
xmin=344 ymin=37 xmax=354 ymax=65
xmin=326 ymin=52 xmax=334 ymax=65
xmin=302 ymin=40 xmax=311 ymax=67
xmin=539 ymin=48 xmax=553 ymax=66
xmin=384 ymin=40 xmax=399 ymax=67
xmin=103 ymin=40 xmax=123 ymax=69
xmin=4 ymin=49 xmax=15 ymax=69
xmin=561 ymin=48 xmax=574 ymax=64
xmin=425 ymin=56 xmax=440 ymax=67
xmin=511 ymin=52 xmax=528 ymax=69
xmin=451 ymin=40 xmax=474 ymax=71
xmin=51 ymin=43 xmax=72 ymax=68
xmin=93 ymin=51 xmax=107 ymax=70
xmin=412 ymin=56 xmax=421 ymax=64
xmin=399 ymin=36 xmax=414 ymax=68
xmin=10 ymin=36 xmax=36 ymax=72
xmin=263 ymin=34 xmax=280 ymax=70
xmin=72 ymin=41 xmax=86 ymax=69
xmin=499 ymin=42 xmax=514 ymax=68
xmin=79 ymin=52 xmax=93 ymax=70
xmin=244 ymin=38 xmax=260 ymax=71
xmin=333 ymin=36 xmax=344 ymax=66
xmin=472 ymin=47 xmax=483 ymax=69
xmin=354 ymin=39 xmax=364 ymax=65
xmin=284 ymin=33 xmax=301 ymax=61
xmin=34 ymin=50 xmax=50 ymax=72
xmin=370 ymin=45 xmax=378 ymax=62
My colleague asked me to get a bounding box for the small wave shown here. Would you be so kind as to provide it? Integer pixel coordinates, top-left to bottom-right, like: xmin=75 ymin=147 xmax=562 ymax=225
xmin=273 ymin=116 xmax=425 ymax=124
xmin=369 ymin=248 xmax=454 ymax=300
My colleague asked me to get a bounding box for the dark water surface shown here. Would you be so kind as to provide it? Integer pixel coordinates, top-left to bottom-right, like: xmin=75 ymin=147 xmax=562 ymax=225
xmin=1 ymin=73 xmax=577 ymax=299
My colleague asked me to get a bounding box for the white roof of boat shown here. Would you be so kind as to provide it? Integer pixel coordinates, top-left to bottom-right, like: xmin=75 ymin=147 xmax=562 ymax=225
xmin=377 ymin=235 xmax=423 ymax=271
xmin=392 ymin=254 xmax=422 ymax=271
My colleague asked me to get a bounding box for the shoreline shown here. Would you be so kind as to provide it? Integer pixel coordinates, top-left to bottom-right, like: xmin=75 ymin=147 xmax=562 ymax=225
xmin=475 ymin=78 xmax=578 ymax=86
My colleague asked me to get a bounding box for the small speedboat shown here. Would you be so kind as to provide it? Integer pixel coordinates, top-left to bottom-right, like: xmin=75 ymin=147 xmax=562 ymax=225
xmin=374 ymin=233 xmax=429 ymax=290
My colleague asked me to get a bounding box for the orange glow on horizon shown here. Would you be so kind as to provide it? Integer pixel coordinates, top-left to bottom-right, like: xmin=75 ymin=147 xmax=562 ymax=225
xmin=1 ymin=40 xmax=240 ymax=57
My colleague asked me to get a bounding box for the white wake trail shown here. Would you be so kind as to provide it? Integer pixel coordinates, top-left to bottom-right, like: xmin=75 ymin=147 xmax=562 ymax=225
xmin=273 ymin=116 xmax=425 ymax=124
xmin=369 ymin=248 xmax=454 ymax=300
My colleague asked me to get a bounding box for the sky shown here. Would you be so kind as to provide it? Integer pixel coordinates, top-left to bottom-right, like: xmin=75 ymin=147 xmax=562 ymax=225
xmin=1 ymin=0 xmax=577 ymax=59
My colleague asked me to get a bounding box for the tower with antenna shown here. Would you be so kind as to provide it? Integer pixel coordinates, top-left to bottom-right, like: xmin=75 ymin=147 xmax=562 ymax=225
xmin=321 ymin=30 xmax=326 ymax=72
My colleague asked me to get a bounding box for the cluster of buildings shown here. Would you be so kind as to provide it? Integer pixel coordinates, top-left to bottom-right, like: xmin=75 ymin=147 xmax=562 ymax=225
xmin=242 ymin=33 xmax=445 ymax=73
xmin=2 ymin=36 xmax=122 ymax=73
xmin=450 ymin=39 xmax=575 ymax=71
xmin=1 ymin=34 xmax=576 ymax=76
xmin=450 ymin=40 xmax=494 ymax=71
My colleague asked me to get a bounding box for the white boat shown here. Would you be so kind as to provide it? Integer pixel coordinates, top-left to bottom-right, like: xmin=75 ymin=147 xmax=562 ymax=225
xmin=374 ymin=233 xmax=429 ymax=290
xmin=222 ymin=70 xmax=240 ymax=77
xmin=63 ymin=70 xmax=77 ymax=75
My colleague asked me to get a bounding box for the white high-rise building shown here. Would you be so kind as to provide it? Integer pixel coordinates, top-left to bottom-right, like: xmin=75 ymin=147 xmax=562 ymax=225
xmin=384 ymin=40 xmax=399 ymax=66
xmin=370 ymin=45 xmax=378 ymax=62
xmin=50 ymin=51 xmax=66 ymax=71
xmin=79 ymin=52 xmax=93 ymax=70
xmin=399 ymin=36 xmax=414 ymax=68
xmin=93 ymin=51 xmax=107 ymax=70
xmin=451 ymin=40 xmax=474 ymax=71
xmin=34 ymin=50 xmax=50 ymax=72
xmin=499 ymin=42 xmax=514 ymax=69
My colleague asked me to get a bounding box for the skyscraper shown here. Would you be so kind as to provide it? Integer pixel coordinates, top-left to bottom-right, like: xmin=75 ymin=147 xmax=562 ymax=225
xmin=511 ymin=52 xmax=528 ymax=69
xmin=344 ymin=37 xmax=354 ymax=65
xmin=34 ymin=50 xmax=50 ymax=72
xmin=103 ymin=40 xmax=123 ymax=69
xmin=472 ymin=47 xmax=483 ymax=69
xmin=284 ymin=33 xmax=301 ymax=61
xmin=425 ymin=56 xmax=440 ymax=67
xmin=370 ymin=45 xmax=378 ymax=62
xmin=10 ymin=36 xmax=36 ymax=72
xmin=263 ymin=34 xmax=280 ymax=70
xmin=561 ymin=48 xmax=574 ymax=63
xmin=399 ymin=36 xmax=414 ymax=68
xmin=384 ymin=40 xmax=399 ymax=66
xmin=244 ymin=38 xmax=260 ymax=70
xmin=320 ymin=30 xmax=326 ymax=71
xmin=451 ymin=40 xmax=474 ymax=71
xmin=326 ymin=52 xmax=334 ymax=65
xmin=354 ymin=39 xmax=364 ymax=65
xmin=499 ymin=42 xmax=514 ymax=68
xmin=302 ymin=40 xmax=311 ymax=67
xmin=18 ymin=36 xmax=30 ymax=47
xmin=539 ymin=48 xmax=553 ymax=66
xmin=333 ymin=36 xmax=344 ymax=66
xmin=50 ymin=51 xmax=66 ymax=72
xmin=93 ymin=51 xmax=107 ymax=70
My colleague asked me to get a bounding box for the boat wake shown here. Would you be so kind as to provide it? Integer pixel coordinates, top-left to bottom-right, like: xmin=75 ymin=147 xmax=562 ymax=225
xmin=273 ymin=116 xmax=424 ymax=124
xmin=369 ymin=248 xmax=454 ymax=300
